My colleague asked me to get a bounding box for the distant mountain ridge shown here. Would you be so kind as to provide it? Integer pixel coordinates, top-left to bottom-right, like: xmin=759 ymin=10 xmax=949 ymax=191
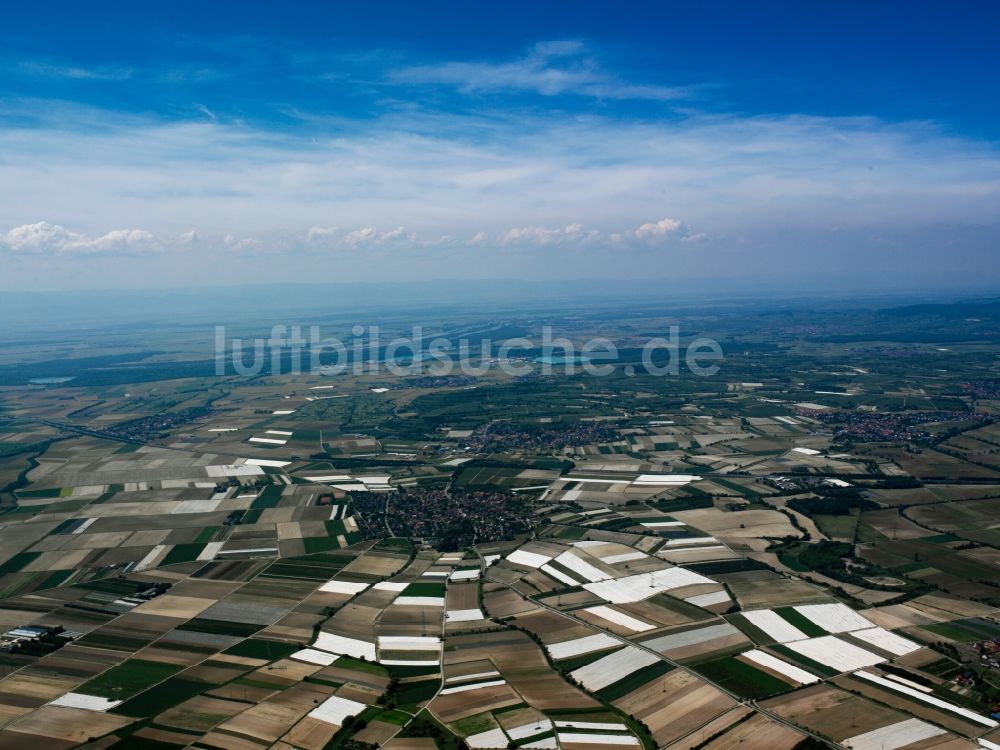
xmin=880 ymin=297 xmax=1000 ymax=320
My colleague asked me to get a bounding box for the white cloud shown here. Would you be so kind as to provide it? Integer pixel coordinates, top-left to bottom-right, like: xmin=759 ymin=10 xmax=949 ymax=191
xmin=633 ymin=218 xmax=682 ymax=239
xmin=307 ymin=226 xmax=338 ymax=243
xmin=2 ymin=222 xmax=80 ymax=253
xmin=502 ymin=226 xmax=562 ymax=245
xmin=342 ymin=227 xmax=376 ymax=245
xmin=342 ymin=226 xmax=407 ymax=246
xmin=20 ymin=61 xmax=133 ymax=81
xmin=1 ymin=222 xmax=159 ymax=254
xmin=392 ymin=41 xmax=687 ymax=101
xmin=1 ymin=100 xmax=998 ymax=285
xmin=2 ymin=218 xmax=694 ymax=260
xmin=498 ymin=224 xmax=601 ymax=246
xmin=499 ymin=220 xmax=672 ymax=249
xmin=223 ymin=233 xmax=261 ymax=252
xmin=5 ymin=109 xmax=996 ymax=246
xmin=85 ymin=228 xmax=157 ymax=253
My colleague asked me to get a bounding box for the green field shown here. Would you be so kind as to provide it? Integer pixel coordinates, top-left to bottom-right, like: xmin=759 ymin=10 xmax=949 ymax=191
xmin=79 ymin=658 xmax=183 ymax=699
xmin=222 ymin=638 xmax=300 ymax=660
xmin=773 ymin=607 xmax=828 ymax=637
xmin=403 ymin=581 xmax=446 ymax=597
xmin=923 ymin=618 xmax=1000 ymax=642
xmin=160 ymin=543 xmax=206 ymax=566
xmin=598 ymin=661 xmax=674 ymax=701
xmin=393 ymin=678 xmax=440 ymax=712
xmin=112 ymin=676 xmax=209 ymax=717
xmin=691 ymin=656 xmax=793 ymax=698
xmin=251 ymin=484 xmax=284 ymax=509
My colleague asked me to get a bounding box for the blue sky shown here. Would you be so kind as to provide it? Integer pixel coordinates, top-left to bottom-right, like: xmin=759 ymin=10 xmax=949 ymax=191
xmin=1 ymin=1 xmax=998 ymax=290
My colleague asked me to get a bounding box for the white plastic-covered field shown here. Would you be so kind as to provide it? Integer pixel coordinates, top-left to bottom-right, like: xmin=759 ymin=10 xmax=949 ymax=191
xmin=378 ymin=636 xmax=440 ymax=651
xmin=313 ymin=631 xmax=377 ymax=661
xmin=381 ymin=659 xmax=439 ymax=666
xmin=741 ymin=649 xmax=819 ymax=685
xmin=394 ymin=596 xmax=445 ymax=607
xmin=541 ymin=563 xmax=578 ymax=586
xmin=555 ymin=721 xmax=629 ymax=731
xmin=742 ymin=609 xmax=809 ymax=643
xmin=883 ymin=672 xmax=932 ymax=693
xmin=244 ymin=457 xmax=290 ymax=467
xmin=440 ymin=678 xmax=508 ymax=695
xmin=190 ymin=541 xmax=223 ymax=562
xmin=793 ymin=603 xmax=874 ymax=633
xmin=784 ymin=635 xmax=884 ymax=671
xmin=466 ymin=728 xmax=510 ymax=748
xmin=446 ymin=608 xmax=486 ymax=623
xmin=584 ymin=566 xmax=713 ymax=603
xmin=445 ymin=670 xmax=500 ymax=683
xmin=506 ymin=720 xmax=554 ymax=740
xmin=70 ymin=517 xmax=97 ymax=534
xmin=308 ymin=695 xmax=368 ymax=726
xmin=450 ymin=569 xmax=480 ymax=580
xmin=507 ymin=549 xmax=554 ymax=568
xmin=854 ymin=671 xmax=998 ymax=728
xmin=584 ymin=605 xmax=656 ymax=632
xmin=642 ymin=622 xmax=741 ymax=653
xmin=843 ymin=718 xmax=945 ymax=750
xmin=553 ymin=550 xmax=611 ymax=582
xmin=601 ymin=551 xmax=648 ymax=564
xmin=373 ymin=581 xmax=408 ymax=591
xmin=319 ymin=580 xmax=369 ymax=595
xmin=172 ymin=498 xmax=223 ymax=514
xmin=663 ymin=536 xmax=718 ymax=547
xmin=290 ymin=648 xmax=339 ymax=666
xmin=634 ymin=474 xmax=701 ymax=484
xmin=50 ymin=693 xmax=123 ymax=711
xmin=521 ymin=738 xmax=557 ymax=749
xmin=547 ymin=633 xmax=620 ymax=660
xmin=849 ymin=626 xmax=920 ymax=656
xmin=570 ymin=645 xmax=659 ymax=691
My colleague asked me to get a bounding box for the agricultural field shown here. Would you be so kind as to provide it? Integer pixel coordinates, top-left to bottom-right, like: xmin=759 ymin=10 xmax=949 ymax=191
xmin=0 ymin=299 xmax=999 ymax=748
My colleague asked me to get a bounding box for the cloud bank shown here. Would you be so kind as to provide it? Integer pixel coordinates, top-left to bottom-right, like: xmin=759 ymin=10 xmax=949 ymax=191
xmin=1 ymin=217 xmax=688 ymax=256
xmin=2 ymin=222 xmax=158 ymax=254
